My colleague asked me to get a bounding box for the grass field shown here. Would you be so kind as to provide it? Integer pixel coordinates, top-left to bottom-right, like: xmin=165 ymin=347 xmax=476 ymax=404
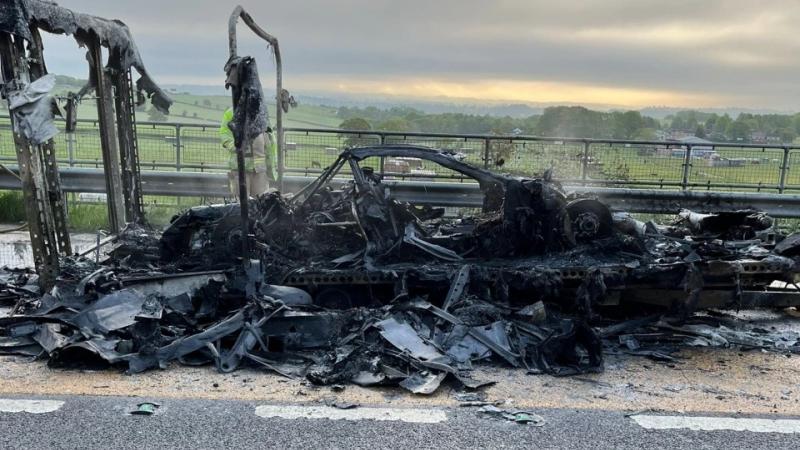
xmin=0 ymin=191 xmax=216 ymax=232
xmin=44 ymin=93 xmax=342 ymax=129
xmin=2 ymin=118 xmax=791 ymax=189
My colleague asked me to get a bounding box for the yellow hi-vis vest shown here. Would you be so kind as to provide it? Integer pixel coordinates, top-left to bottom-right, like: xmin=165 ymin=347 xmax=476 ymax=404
xmin=219 ymin=108 xmax=278 ymax=180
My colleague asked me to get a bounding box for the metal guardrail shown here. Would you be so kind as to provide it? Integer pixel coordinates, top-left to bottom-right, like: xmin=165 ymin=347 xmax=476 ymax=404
xmin=3 ymin=167 xmax=800 ymax=217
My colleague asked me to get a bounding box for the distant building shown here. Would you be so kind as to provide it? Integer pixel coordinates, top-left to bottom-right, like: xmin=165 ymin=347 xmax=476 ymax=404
xmin=750 ymin=131 xmax=767 ymax=144
xmin=750 ymin=131 xmax=782 ymax=144
xmin=676 ymin=136 xmax=714 ymax=151
xmin=667 ymin=130 xmax=693 ymax=140
xmin=666 ymin=136 xmax=717 ymax=159
xmin=707 ymin=156 xmax=745 ymax=167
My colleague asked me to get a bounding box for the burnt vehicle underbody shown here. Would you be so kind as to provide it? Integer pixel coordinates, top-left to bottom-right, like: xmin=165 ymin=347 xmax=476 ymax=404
xmin=3 ymin=146 xmax=799 ymax=395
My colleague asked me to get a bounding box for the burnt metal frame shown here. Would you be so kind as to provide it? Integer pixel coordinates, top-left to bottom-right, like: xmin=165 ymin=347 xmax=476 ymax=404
xmin=0 ymin=30 xmax=70 ymax=288
xmin=86 ymin=38 xmax=146 ymax=232
xmin=228 ymin=5 xmax=286 ymax=191
xmin=290 ymin=145 xmax=522 ymax=259
xmin=227 ymin=5 xmax=287 ymax=262
xmin=0 ymin=21 xmax=145 ymax=288
xmin=291 ymin=145 xmax=506 ymax=209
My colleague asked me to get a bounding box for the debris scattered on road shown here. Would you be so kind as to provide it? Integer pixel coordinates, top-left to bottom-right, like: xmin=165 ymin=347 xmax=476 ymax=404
xmin=130 ymin=402 xmax=160 ymax=416
xmin=453 ymin=391 xmax=502 ymax=407
xmin=478 ymin=405 xmax=546 ymax=426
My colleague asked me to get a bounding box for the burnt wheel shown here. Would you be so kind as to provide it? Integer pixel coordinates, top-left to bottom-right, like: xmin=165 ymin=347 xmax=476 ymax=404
xmin=565 ymin=198 xmax=613 ymax=244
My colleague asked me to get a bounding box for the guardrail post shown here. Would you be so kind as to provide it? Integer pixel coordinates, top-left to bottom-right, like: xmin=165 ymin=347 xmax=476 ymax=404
xmin=779 ymin=147 xmax=790 ymax=194
xmin=581 ymin=141 xmax=589 ymax=183
xmin=378 ymin=133 xmax=386 ymax=175
xmin=376 ymin=134 xmax=386 ymax=178
xmin=66 ymin=132 xmax=76 ymax=167
xmin=483 ymin=138 xmax=491 ymax=169
xmin=681 ymin=144 xmax=693 ymax=190
xmin=174 ymin=124 xmax=182 ymax=172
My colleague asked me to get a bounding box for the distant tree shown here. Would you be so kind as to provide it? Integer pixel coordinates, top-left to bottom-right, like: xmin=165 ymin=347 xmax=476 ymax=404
xmin=695 ymin=124 xmax=707 ymax=139
xmin=181 ymin=110 xmax=188 ymax=117
xmin=612 ymin=111 xmax=644 ymax=139
xmin=714 ymin=114 xmax=733 ymax=138
xmin=536 ymin=106 xmax=607 ymax=138
xmin=377 ymin=117 xmax=412 ymax=132
xmin=323 ymin=105 xmax=800 ymax=146
xmin=203 ymin=99 xmax=212 ymax=107
xmin=339 ymin=117 xmax=372 ymax=148
xmin=684 ymin=111 xmax=698 ymax=130
xmin=704 ymin=116 xmax=717 ymax=132
xmin=339 ymin=117 xmax=371 ymax=131
xmin=147 ymin=106 xmax=167 ymax=122
xmin=727 ymin=120 xmax=751 ymax=141
xmin=776 ymin=128 xmax=795 ymax=143
xmin=192 ymin=112 xmax=198 ymax=118
xmin=635 ymin=128 xmax=657 ymax=141
xmin=670 ymin=115 xmax=687 ymax=131
xmin=194 ymin=100 xmax=199 ymax=105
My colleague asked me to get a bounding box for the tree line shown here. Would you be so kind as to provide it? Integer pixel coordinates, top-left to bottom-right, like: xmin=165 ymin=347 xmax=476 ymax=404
xmin=338 ymin=105 xmax=800 ymax=144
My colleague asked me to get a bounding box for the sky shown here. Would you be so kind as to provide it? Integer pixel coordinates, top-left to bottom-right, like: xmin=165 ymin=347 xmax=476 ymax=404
xmin=40 ymin=0 xmax=800 ymax=110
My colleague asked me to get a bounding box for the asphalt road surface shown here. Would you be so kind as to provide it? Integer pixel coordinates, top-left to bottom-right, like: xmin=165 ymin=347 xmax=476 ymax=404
xmin=1 ymin=394 xmax=799 ymax=449
xmin=1 ymin=308 xmax=798 ymax=449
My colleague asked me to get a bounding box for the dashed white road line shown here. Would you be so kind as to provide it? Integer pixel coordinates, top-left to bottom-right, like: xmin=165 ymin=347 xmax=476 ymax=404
xmin=631 ymin=415 xmax=800 ymax=434
xmin=255 ymin=405 xmax=448 ymax=423
xmin=0 ymin=399 xmax=65 ymax=414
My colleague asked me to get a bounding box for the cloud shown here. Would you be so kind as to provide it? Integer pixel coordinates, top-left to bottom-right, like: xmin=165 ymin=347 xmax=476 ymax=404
xmin=40 ymin=0 xmax=800 ymax=110
xmin=293 ymin=75 xmax=720 ymax=107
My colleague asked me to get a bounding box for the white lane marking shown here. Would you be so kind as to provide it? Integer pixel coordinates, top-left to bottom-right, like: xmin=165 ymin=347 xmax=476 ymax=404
xmin=631 ymin=415 xmax=800 ymax=434
xmin=0 ymin=399 xmax=65 ymax=414
xmin=255 ymin=405 xmax=447 ymax=423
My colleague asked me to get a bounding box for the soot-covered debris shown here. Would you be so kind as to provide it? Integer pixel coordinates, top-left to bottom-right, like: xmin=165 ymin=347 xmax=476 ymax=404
xmin=3 ymin=146 xmax=800 ymax=394
xmin=0 ymin=242 xmax=606 ymax=392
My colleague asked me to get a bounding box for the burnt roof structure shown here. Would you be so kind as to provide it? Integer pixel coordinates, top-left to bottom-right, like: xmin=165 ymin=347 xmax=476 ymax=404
xmin=0 ymin=0 xmax=171 ymax=287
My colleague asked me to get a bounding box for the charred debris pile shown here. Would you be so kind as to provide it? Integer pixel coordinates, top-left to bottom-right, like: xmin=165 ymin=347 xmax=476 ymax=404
xmin=2 ymin=167 xmax=800 ymax=394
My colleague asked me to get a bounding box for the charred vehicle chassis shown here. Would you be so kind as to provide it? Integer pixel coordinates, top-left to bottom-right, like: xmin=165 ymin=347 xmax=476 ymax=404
xmin=161 ymin=145 xmax=800 ymax=313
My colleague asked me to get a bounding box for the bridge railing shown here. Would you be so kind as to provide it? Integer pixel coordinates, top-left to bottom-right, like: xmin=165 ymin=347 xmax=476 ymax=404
xmin=1 ymin=115 xmax=799 ymax=193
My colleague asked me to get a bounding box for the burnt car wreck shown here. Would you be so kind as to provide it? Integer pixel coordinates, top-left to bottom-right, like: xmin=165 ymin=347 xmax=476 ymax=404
xmin=3 ymin=145 xmax=800 ymax=393
xmin=161 ymin=145 xmax=799 ymax=314
xmin=1 ymin=1 xmax=799 ymax=395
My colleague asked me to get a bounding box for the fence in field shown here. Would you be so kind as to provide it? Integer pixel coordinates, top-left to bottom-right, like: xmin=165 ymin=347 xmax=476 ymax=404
xmin=2 ymin=115 xmax=798 ymax=193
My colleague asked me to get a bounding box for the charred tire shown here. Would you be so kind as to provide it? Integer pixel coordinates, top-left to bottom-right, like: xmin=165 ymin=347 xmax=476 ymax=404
xmin=565 ymin=198 xmax=613 ymax=244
